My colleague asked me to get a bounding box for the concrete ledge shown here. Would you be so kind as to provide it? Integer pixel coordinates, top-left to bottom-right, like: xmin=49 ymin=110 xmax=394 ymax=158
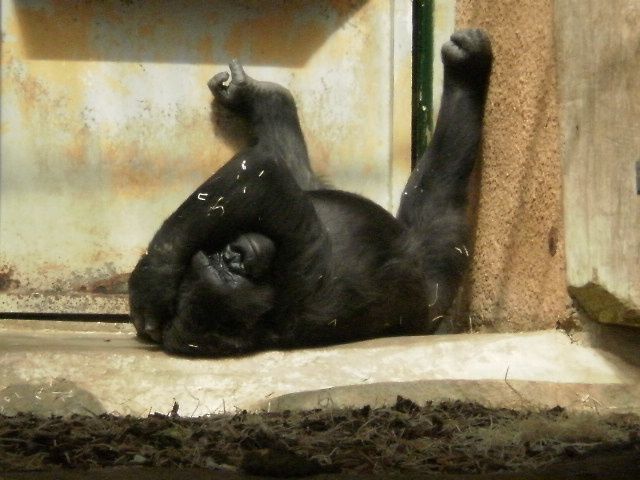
xmin=266 ymin=379 xmax=640 ymax=413
xmin=1 ymin=320 xmax=639 ymax=416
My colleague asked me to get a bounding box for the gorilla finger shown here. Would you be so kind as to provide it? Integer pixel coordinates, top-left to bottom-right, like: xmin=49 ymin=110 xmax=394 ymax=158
xmin=131 ymin=311 xmax=146 ymax=334
xmin=442 ymin=40 xmax=467 ymax=64
xmin=191 ymin=250 xmax=211 ymax=270
xmin=144 ymin=314 xmax=163 ymax=343
xmin=223 ymin=244 xmax=246 ymax=275
xmin=208 ymin=71 xmax=230 ymax=97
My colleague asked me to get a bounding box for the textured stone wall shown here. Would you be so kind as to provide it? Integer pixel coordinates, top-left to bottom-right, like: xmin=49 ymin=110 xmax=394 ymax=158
xmin=454 ymin=0 xmax=572 ymax=331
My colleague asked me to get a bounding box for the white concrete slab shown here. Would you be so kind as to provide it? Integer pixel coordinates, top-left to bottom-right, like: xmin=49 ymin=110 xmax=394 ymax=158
xmin=1 ymin=320 xmax=639 ymax=416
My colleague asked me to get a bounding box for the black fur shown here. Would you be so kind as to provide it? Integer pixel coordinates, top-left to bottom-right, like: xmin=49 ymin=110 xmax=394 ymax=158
xmin=129 ymin=29 xmax=493 ymax=356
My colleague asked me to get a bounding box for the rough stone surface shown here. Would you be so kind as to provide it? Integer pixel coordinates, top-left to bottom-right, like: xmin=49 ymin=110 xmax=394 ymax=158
xmin=454 ymin=0 xmax=571 ymax=331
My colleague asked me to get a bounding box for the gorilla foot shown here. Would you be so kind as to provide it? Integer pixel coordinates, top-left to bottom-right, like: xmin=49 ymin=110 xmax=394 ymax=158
xmin=441 ymin=28 xmax=492 ymax=81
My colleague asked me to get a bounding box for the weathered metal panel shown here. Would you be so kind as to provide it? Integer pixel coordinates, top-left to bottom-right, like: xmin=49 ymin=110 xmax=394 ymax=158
xmin=0 ymin=0 xmax=413 ymax=313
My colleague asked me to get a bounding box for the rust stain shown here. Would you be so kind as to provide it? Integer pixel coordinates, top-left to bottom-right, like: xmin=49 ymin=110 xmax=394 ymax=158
xmin=3 ymin=52 xmax=89 ymax=177
xmin=4 ymin=49 xmax=86 ymax=136
xmin=6 ymin=60 xmax=50 ymax=119
xmin=104 ymin=145 xmax=221 ymax=200
xmin=0 ymin=266 xmax=21 ymax=291
xmin=64 ymin=126 xmax=90 ymax=169
xmin=100 ymin=101 xmax=234 ymax=199
xmin=103 ymin=141 xmax=160 ymax=197
xmin=78 ymin=272 xmax=130 ymax=295
xmin=89 ymin=248 xmax=114 ymax=264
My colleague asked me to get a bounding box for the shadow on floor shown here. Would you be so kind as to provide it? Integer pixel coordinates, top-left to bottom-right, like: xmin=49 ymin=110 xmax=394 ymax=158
xmin=2 ymin=447 xmax=639 ymax=479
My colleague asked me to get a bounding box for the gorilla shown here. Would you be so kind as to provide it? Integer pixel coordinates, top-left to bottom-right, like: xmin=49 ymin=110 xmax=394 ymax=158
xmin=129 ymin=29 xmax=492 ymax=356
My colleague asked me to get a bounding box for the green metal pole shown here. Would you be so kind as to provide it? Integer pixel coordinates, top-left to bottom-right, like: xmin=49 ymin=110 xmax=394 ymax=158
xmin=411 ymin=0 xmax=434 ymax=166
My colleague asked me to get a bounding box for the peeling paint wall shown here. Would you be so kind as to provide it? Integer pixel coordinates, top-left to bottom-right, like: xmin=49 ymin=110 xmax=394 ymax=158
xmin=0 ymin=0 xmax=413 ymax=313
xmin=455 ymin=0 xmax=572 ymax=331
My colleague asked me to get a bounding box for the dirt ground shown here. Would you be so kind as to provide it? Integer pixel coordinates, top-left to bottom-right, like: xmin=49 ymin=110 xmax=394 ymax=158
xmin=1 ymin=398 xmax=638 ymax=479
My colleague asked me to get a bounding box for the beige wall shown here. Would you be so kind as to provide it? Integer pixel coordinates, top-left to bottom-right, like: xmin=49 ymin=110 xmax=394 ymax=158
xmin=454 ymin=0 xmax=572 ymax=331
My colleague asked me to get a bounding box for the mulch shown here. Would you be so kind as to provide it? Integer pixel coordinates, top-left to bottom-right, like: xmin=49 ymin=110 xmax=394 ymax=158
xmin=1 ymin=397 xmax=638 ymax=477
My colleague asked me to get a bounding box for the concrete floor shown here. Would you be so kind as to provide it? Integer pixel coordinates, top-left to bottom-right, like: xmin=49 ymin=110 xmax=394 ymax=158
xmin=1 ymin=319 xmax=639 ymax=417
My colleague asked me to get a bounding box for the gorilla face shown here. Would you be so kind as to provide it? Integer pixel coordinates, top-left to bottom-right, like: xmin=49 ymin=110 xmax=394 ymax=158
xmin=161 ymin=234 xmax=277 ymax=356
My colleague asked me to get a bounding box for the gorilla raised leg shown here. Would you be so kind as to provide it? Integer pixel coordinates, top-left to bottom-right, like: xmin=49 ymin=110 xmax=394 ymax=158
xmin=398 ymin=29 xmax=492 ymax=331
xmin=209 ymin=60 xmax=325 ymax=191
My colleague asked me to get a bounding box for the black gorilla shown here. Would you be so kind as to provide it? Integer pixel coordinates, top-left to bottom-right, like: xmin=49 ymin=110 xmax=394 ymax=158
xmin=129 ymin=29 xmax=492 ymax=356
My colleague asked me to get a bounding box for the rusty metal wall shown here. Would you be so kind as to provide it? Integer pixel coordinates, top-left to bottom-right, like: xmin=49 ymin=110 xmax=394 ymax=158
xmin=0 ymin=0 xmax=413 ymax=314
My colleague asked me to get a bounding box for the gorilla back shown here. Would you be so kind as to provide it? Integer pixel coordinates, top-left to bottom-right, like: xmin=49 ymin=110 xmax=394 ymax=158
xmin=129 ymin=29 xmax=493 ymax=356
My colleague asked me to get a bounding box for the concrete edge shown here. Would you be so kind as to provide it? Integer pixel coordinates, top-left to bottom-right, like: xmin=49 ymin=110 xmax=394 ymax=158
xmin=260 ymin=379 xmax=640 ymax=415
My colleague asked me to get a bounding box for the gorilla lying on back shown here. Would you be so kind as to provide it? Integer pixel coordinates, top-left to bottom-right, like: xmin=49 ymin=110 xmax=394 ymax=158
xmin=129 ymin=29 xmax=493 ymax=356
